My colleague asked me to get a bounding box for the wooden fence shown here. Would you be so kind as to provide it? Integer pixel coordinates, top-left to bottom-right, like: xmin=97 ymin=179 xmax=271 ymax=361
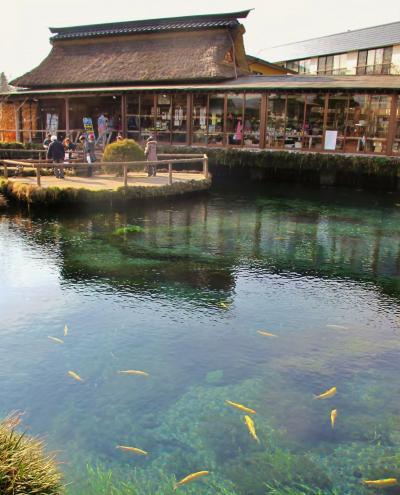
xmin=1 ymin=154 xmax=209 ymax=188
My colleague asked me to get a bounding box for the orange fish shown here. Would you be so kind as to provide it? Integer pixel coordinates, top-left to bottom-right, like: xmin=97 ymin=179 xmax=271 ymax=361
xmin=174 ymin=471 xmax=209 ymax=490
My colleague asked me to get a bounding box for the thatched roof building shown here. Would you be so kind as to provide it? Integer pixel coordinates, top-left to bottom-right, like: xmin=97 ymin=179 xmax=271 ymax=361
xmin=12 ymin=11 xmax=251 ymax=88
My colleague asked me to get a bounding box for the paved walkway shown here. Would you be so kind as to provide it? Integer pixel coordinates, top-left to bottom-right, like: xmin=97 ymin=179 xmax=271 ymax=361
xmin=9 ymin=172 xmax=205 ymax=191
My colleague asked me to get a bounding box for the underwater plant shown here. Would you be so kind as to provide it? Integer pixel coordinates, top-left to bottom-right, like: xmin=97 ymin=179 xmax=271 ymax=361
xmin=0 ymin=414 xmax=63 ymax=494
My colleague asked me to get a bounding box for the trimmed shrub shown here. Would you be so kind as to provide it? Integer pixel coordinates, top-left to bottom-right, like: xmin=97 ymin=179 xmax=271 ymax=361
xmin=102 ymin=139 xmax=145 ymax=175
xmin=0 ymin=414 xmax=63 ymax=494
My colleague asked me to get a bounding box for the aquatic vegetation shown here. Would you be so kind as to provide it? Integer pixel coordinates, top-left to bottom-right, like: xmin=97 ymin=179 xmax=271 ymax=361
xmin=0 ymin=414 xmax=63 ymax=494
xmin=113 ymin=225 xmax=145 ymax=235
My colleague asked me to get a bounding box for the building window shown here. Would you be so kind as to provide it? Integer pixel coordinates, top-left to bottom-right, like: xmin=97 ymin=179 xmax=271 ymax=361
xmin=286 ymin=60 xmax=299 ymax=72
xmin=243 ymin=94 xmax=262 ymax=147
xmin=317 ymin=56 xmax=334 ymax=75
xmin=208 ymin=94 xmax=225 ymax=145
xmin=266 ymin=94 xmax=286 ymax=148
xmin=192 ymin=94 xmax=208 ymax=144
xmin=298 ymin=59 xmax=311 ymax=74
xmin=226 ymin=93 xmax=244 ymax=145
xmin=393 ymin=97 xmax=400 ymax=154
xmin=357 ymin=47 xmax=392 ymax=75
xmin=332 ymin=54 xmax=347 ymax=75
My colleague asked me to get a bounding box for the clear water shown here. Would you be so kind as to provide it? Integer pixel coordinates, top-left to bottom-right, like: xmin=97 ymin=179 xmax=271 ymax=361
xmin=1 ymin=184 xmax=400 ymax=495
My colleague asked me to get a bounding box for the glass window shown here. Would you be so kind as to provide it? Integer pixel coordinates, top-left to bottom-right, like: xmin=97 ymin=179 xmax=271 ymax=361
xmin=192 ymin=94 xmax=208 ymax=144
xmin=208 ymin=94 xmax=225 ymax=145
xmin=333 ymin=54 xmax=347 ymax=75
xmin=304 ymin=95 xmax=325 ymax=150
xmin=365 ymin=95 xmax=391 ymax=153
xmin=226 ymin=93 xmax=244 ymax=145
xmin=318 ymin=57 xmax=326 ymax=74
xmin=326 ymin=94 xmax=349 ymax=150
xmin=266 ymin=94 xmax=286 ymax=148
xmin=172 ymin=93 xmax=187 ymax=144
xmin=156 ymin=94 xmax=171 ymax=144
xmin=286 ymin=94 xmax=305 ymax=149
xmin=383 ymin=46 xmax=393 ymax=74
xmin=126 ymin=94 xmax=140 ymax=141
xmin=243 ymin=94 xmax=262 ymax=147
xmin=357 ymin=51 xmax=368 ymax=75
xmin=140 ymin=94 xmax=155 ymax=140
xmin=326 ymin=56 xmax=334 ymax=75
xmin=345 ymin=95 xmax=370 ymax=152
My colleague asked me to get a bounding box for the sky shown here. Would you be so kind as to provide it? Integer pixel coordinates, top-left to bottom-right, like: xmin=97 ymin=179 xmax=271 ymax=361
xmin=2 ymin=0 xmax=400 ymax=80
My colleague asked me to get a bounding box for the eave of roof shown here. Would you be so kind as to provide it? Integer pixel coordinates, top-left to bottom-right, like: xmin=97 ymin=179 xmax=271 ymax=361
xmin=3 ymin=75 xmax=400 ymax=97
xmin=49 ymin=10 xmax=251 ymax=40
xmin=262 ymin=20 xmax=400 ymax=62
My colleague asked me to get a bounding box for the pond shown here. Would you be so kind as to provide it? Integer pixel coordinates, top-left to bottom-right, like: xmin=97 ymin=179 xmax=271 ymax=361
xmin=1 ymin=183 xmax=400 ymax=495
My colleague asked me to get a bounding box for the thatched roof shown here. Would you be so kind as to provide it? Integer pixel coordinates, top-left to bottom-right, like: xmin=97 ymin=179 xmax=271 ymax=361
xmin=12 ymin=28 xmax=249 ymax=88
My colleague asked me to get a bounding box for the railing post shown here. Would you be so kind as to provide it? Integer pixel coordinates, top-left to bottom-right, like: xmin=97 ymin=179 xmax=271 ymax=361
xmin=123 ymin=164 xmax=128 ymax=187
xmin=203 ymin=154 xmax=209 ymax=179
xmin=36 ymin=165 xmax=41 ymax=187
xmin=168 ymin=162 xmax=172 ymax=185
xmin=3 ymin=162 xmax=8 ymax=178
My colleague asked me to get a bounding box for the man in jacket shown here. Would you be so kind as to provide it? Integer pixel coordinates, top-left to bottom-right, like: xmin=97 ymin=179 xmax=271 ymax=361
xmin=46 ymin=135 xmax=65 ymax=179
xmin=144 ymin=135 xmax=157 ymax=177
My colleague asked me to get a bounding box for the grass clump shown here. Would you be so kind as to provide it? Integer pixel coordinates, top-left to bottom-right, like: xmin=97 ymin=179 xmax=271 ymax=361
xmin=103 ymin=139 xmax=145 ymax=175
xmin=0 ymin=413 xmax=63 ymax=494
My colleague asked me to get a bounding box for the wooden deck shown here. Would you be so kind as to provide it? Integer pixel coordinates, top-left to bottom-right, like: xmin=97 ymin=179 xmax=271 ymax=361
xmin=8 ymin=172 xmax=206 ymax=191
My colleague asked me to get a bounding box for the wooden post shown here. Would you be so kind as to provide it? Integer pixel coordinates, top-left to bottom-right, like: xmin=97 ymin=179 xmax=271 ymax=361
xmin=3 ymin=162 xmax=8 ymax=178
xmin=168 ymin=162 xmax=172 ymax=185
xmin=121 ymin=94 xmax=127 ymax=138
xmin=14 ymin=103 xmax=21 ymax=142
xmin=123 ymin=164 xmax=128 ymax=187
xmin=203 ymin=154 xmax=209 ymax=178
xmin=36 ymin=165 xmax=41 ymax=187
xmin=387 ymin=94 xmax=398 ymax=156
xmin=65 ymin=97 xmax=70 ymax=137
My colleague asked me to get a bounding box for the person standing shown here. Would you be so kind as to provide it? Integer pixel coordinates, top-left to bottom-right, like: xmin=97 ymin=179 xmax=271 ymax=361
xmin=79 ymin=134 xmax=96 ymax=177
xmin=46 ymin=135 xmax=65 ymax=179
xmin=144 ymin=134 xmax=157 ymax=177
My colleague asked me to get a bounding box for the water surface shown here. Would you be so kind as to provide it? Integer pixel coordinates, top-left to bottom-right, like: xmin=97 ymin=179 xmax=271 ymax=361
xmin=1 ymin=184 xmax=400 ymax=494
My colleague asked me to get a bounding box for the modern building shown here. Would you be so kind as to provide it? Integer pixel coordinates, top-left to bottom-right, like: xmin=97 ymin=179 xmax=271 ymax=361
xmin=261 ymin=21 xmax=400 ymax=76
xmin=1 ymin=11 xmax=400 ymax=156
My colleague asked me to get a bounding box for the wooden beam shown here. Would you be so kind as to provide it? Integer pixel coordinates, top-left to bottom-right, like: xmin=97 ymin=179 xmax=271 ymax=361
xmin=187 ymin=93 xmax=193 ymax=146
xmin=65 ymin=97 xmax=70 ymax=136
xmin=121 ymin=94 xmax=127 ymax=137
xmin=259 ymin=93 xmax=267 ymax=149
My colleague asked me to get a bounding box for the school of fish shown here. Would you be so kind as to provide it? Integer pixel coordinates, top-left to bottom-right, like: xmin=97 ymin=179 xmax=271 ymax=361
xmin=44 ymin=319 xmax=393 ymax=489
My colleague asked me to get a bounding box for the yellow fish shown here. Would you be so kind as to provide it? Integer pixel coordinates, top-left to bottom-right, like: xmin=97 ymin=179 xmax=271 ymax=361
xmin=48 ymin=336 xmax=64 ymax=344
xmin=116 ymin=445 xmax=148 ymax=456
xmin=118 ymin=370 xmax=149 ymax=377
xmin=244 ymin=415 xmax=260 ymax=443
xmin=218 ymin=302 xmax=230 ymax=309
xmin=331 ymin=409 xmax=337 ymax=429
xmin=314 ymin=386 xmax=337 ymax=400
xmin=64 ymin=324 xmax=68 ymax=337
xmin=68 ymin=371 xmax=83 ymax=382
xmin=363 ymin=478 xmax=397 ymax=487
xmin=174 ymin=471 xmax=209 ymax=490
xmin=225 ymin=400 xmax=256 ymax=415
xmin=257 ymin=330 xmax=277 ymax=337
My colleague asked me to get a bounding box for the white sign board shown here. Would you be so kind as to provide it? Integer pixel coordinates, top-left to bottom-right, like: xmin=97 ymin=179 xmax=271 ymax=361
xmin=324 ymin=130 xmax=338 ymax=151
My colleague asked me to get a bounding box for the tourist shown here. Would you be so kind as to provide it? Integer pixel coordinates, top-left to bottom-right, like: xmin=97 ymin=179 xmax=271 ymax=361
xmin=46 ymin=135 xmax=65 ymax=179
xmin=63 ymin=137 xmax=76 ymax=161
xmin=116 ymin=133 xmax=123 ymax=141
xmin=144 ymin=134 xmax=157 ymax=177
xmin=79 ymin=134 xmax=96 ymax=177
xmin=43 ymin=133 xmax=52 ymax=149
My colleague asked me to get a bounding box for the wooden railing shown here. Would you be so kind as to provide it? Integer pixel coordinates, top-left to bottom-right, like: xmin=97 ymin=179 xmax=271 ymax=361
xmin=1 ymin=154 xmax=209 ymax=188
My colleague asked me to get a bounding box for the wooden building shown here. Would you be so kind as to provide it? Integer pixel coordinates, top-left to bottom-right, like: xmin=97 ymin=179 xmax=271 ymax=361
xmin=2 ymin=11 xmax=400 ymax=156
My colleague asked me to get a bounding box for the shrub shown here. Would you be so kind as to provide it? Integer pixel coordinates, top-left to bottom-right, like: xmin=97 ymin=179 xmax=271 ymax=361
xmin=0 ymin=414 xmax=63 ymax=494
xmin=102 ymin=139 xmax=145 ymax=175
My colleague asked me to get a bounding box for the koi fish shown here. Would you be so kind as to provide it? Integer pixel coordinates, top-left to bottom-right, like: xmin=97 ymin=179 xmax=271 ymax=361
xmin=363 ymin=478 xmax=397 ymax=487
xmin=257 ymin=330 xmax=277 ymax=337
xmin=218 ymin=302 xmax=230 ymax=309
xmin=314 ymin=387 xmax=337 ymax=400
xmin=225 ymin=400 xmax=256 ymax=414
xmin=68 ymin=371 xmax=83 ymax=382
xmin=116 ymin=445 xmax=148 ymax=456
xmin=48 ymin=336 xmax=64 ymax=344
xmin=244 ymin=415 xmax=260 ymax=443
xmin=331 ymin=409 xmax=337 ymax=429
xmin=174 ymin=471 xmax=210 ymax=490
xmin=326 ymin=324 xmax=349 ymax=330
xmin=118 ymin=370 xmax=149 ymax=377
xmin=64 ymin=324 xmax=68 ymax=336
